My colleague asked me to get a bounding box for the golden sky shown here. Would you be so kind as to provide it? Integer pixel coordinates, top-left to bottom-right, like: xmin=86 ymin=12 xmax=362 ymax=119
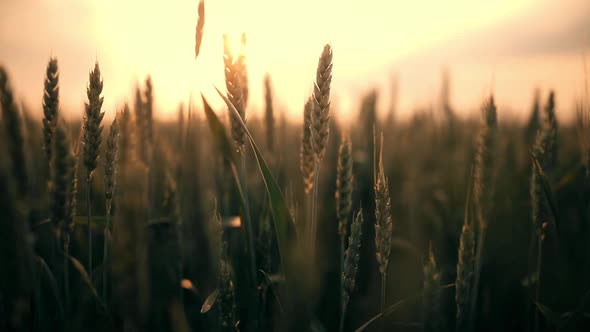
xmin=0 ymin=0 xmax=588 ymax=122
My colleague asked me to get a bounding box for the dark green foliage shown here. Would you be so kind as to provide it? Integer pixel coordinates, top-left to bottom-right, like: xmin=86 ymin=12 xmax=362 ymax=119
xmin=0 ymin=66 xmax=29 ymax=197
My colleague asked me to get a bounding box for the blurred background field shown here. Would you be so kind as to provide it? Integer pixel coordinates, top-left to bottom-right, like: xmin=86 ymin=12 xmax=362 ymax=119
xmin=1 ymin=1 xmax=590 ymax=332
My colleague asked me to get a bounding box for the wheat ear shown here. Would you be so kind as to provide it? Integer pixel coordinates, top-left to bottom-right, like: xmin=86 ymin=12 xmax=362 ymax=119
xmin=42 ymin=57 xmax=60 ymax=166
xmin=82 ymin=62 xmax=105 ymax=274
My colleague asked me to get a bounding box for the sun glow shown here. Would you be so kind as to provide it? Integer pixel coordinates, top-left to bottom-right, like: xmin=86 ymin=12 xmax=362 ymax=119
xmin=1 ymin=0 xmax=586 ymax=121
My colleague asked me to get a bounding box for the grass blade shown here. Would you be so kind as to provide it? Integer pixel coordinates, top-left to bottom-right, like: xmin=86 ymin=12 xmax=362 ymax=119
xmin=212 ymin=87 xmax=297 ymax=272
xmin=354 ymin=283 xmax=455 ymax=332
xmin=36 ymin=256 xmax=64 ymax=318
xmin=67 ymin=254 xmax=107 ymax=311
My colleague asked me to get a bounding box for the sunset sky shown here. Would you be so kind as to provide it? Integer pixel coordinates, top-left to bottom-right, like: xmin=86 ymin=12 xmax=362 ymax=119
xmin=0 ymin=0 xmax=588 ymax=122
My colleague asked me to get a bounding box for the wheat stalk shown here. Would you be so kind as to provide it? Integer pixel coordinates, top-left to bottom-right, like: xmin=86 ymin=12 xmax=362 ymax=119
xmin=223 ymin=34 xmax=247 ymax=152
xmin=310 ymin=44 xmax=333 ymax=248
xmin=310 ymin=44 xmax=333 ymax=161
xmin=341 ymin=209 xmax=364 ymax=332
xmin=336 ymin=134 xmax=353 ymax=239
xmin=134 ymin=85 xmax=147 ymax=163
xmin=543 ymin=91 xmax=558 ymax=172
xmin=194 ymin=0 xmax=205 ymax=59
xmin=456 ymin=185 xmax=475 ymax=332
xmin=525 ymin=90 xmax=541 ymax=147
xmin=118 ymin=103 xmax=133 ymax=165
xmin=42 ymin=57 xmax=59 ymax=166
xmin=300 ymin=97 xmax=315 ymax=194
xmin=50 ymin=123 xmax=74 ymax=235
xmin=470 ymin=96 xmax=497 ymax=326
xmin=82 ymin=62 xmax=105 ymax=274
xmin=63 ymin=126 xmax=82 ymax=311
xmin=103 ymin=116 xmax=119 ymax=302
xmin=528 ymin=92 xmax=558 ymax=332
xmin=374 ymin=132 xmax=393 ymax=315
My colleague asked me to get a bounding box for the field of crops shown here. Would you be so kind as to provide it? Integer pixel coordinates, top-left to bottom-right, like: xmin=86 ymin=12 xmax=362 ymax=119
xmin=1 ymin=1 xmax=590 ymax=331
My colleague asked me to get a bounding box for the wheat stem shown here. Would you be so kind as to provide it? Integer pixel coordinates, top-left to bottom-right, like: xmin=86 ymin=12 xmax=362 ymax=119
xmin=86 ymin=173 xmax=92 ymax=274
xmin=380 ymin=272 xmax=387 ymax=331
xmin=310 ymin=162 xmax=321 ymax=249
xmin=103 ymin=200 xmax=111 ymax=302
xmin=533 ymin=234 xmax=544 ymax=332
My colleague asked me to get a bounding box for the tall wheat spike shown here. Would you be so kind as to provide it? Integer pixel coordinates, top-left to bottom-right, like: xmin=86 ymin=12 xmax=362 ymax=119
xmin=309 ymin=44 xmax=333 ymax=247
xmin=118 ymin=103 xmax=133 ymax=166
xmin=472 ymin=96 xmax=497 ymax=231
xmin=223 ymin=34 xmax=246 ymax=152
xmin=144 ymin=77 xmax=154 ymax=142
xmin=374 ymin=132 xmax=393 ymax=314
xmin=543 ymin=91 xmax=558 ymax=172
xmin=470 ymin=97 xmax=497 ymax=325
xmin=194 ymin=0 xmax=205 ymax=59
xmin=82 ymin=62 xmax=105 ymax=273
xmin=310 ymin=44 xmax=333 ymax=161
xmin=134 ymin=85 xmax=147 ymax=163
xmin=42 ymin=57 xmax=60 ymax=166
xmin=300 ymin=97 xmax=315 ymax=194
xmin=529 ymin=92 xmax=557 ymax=332
xmin=525 ymin=90 xmax=541 ymax=147
xmin=238 ymin=33 xmax=249 ymax=108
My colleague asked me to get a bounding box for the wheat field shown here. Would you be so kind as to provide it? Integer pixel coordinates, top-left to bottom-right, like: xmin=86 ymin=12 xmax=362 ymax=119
xmin=1 ymin=1 xmax=590 ymax=332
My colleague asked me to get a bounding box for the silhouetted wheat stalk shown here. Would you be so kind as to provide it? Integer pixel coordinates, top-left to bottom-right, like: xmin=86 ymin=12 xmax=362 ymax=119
xmin=300 ymin=97 xmax=315 ymax=236
xmin=529 ymin=92 xmax=558 ymax=332
xmin=82 ymin=62 xmax=105 ymax=274
xmin=341 ymin=209 xmax=363 ymax=332
xmin=336 ymin=133 xmax=353 ymax=327
xmin=194 ymin=0 xmax=205 ymax=60
xmin=470 ymin=96 xmax=497 ymax=325
xmin=42 ymin=57 xmax=59 ymax=168
xmin=456 ymin=180 xmax=475 ymax=332
xmin=103 ymin=116 xmax=119 ymax=302
xmin=310 ymin=44 xmax=333 ymax=249
xmin=374 ymin=132 xmax=393 ymax=317
xmin=50 ymin=122 xmax=74 ymax=299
